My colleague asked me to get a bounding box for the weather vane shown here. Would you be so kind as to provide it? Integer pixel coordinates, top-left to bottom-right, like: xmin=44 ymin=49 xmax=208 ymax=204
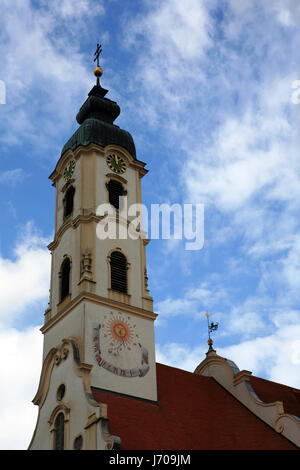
xmin=93 ymin=42 xmax=103 ymax=86
xmin=205 ymin=312 xmax=219 ymax=351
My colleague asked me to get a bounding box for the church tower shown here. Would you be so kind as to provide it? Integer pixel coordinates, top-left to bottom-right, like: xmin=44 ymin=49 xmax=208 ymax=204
xmin=29 ymin=48 xmax=157 ymax=450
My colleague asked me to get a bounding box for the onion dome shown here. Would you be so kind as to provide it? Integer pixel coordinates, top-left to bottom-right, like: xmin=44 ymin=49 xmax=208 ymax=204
xmin=61 ymin=59 xmax=136 ymax=158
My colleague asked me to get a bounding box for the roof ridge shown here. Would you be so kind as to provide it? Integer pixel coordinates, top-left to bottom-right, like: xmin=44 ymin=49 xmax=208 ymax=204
xmin=251 ymin=374 xmax=300 ymax=393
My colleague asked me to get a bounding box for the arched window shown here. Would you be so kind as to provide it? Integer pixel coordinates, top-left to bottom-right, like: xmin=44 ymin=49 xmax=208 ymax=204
xmin=60 ymin=258 xmax=71 ymax=301
xmin=110 ymin=251 xmax=128 ymax=294
xmin=54 ymin=412 xmax=65 ymax=450
xmin=63 ymin=186 xmax=75 ymax=219
xmin=106 ymin=180 xmax=125 ymax=210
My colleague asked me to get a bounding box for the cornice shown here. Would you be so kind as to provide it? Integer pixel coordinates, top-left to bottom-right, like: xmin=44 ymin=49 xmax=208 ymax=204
xmin=49 ymin=143 xmax=147 ymax=184
xmin=41 ymin=291 xmax=158 ymax=334
xmin=48 ymin=213 xmax=102 ymax=251
xmin=49 ymin=211 xmax=148 ymax=251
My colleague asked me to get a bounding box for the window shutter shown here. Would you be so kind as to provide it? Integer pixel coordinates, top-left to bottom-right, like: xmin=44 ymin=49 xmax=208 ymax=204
xmin=61 ymin=258 xmax=70 ymax=301
xmin=107 ymin=180 xmax=124 ymax=209
xmin=63 ymin=186 xmax=75 ymax=218
xmin=110 ymin=251 xmax=127 ymax=293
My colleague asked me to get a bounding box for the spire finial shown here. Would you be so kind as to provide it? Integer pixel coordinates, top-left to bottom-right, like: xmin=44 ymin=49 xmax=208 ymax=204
xmin=93 ymin=42 xmax=103 ymax=86
xmin=205 ymin=312 xmax=219 ymax=352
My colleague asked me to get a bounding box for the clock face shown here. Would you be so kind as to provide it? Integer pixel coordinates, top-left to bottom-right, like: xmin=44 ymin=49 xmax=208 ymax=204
xmin=106 ymin=154 xmax=126 ymax=174
xmin=64 ymin=160 xmax=76 ymax=182
xmin=93 ymin=311 xmax=149 ymax=378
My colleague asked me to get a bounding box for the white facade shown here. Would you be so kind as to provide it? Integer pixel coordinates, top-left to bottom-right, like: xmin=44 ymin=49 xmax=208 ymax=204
xmin=29 ymin=140 xmax=157 ymax=450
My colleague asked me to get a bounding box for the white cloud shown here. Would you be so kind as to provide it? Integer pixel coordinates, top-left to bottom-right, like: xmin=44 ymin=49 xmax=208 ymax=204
xmin=40 ymin=0 xmax=105 ymax=19
xmin=125 ymin=0 xmax=213 ymax=123
xmin=128 ymin=1 xmax=300 ymax=368
xmin=131 ymin=0 xmax=212 ymax=61
xmin=0 ymin=222 xmax=51 ymax=326
xmin=0 ymin=0 xmax=105 ymax=152
xmin=0 ymin=221 xmax=49 ymax=449
xmin=156 ymin=341 xmax=206 ymax=373
xmin=1 ymin=0 xmax=300 ymax=450
xmin=185 ymin=75 xmax=298 ymax=211
xmin=181 ymin=72 xmax=300 ymax=320
xmin=155 ymin=280 xmax=229 ymax=326
xmin=266 ymin=0 xmax=300 ymax=27
xmin=156 ymin=322 xmax=300 ymax=389
xmin=219 ymin=324 xmax=300 ymax=388
xmin=0 ymin=326 xmax=43 ymax=450
xmin=0 ymin=169 xmax=28 ymax=186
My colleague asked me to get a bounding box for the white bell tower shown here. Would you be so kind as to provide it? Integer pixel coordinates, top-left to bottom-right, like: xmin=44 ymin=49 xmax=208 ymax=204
xmin=29 ymin=49 xmax=157 ymax=450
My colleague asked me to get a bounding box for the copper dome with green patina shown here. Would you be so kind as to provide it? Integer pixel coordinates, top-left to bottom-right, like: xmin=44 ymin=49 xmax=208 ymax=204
xmin=61 ymin=83 xmax=136 ymax=158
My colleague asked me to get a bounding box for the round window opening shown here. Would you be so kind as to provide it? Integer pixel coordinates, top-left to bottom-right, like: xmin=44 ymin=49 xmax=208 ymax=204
xmin=74 ymin=435 xmax=83 ymax=450
xmin=56 ymin=384 xmax=66 ymax=402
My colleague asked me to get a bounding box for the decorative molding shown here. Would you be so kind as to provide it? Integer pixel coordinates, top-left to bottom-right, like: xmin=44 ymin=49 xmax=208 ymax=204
xmin=29 ymin=336 xmax=120 ymax=450
xmin=100 ymin=418 xmax=121 ymax=450
xmin=105 ymin=172 xmax=128 ymax=185
xmin=41 ymin=291 xmax=157 ymax=334
xmin=49 ymin=404 xmax=71 ymax=450
xmin=57 ymin=294 xmax=71 ymax=313
xmin=108 ymin=288 xmax=131 ymax=305
xmin=54 ymin=345 xmax=69 ymax=366
xmin=81 ymin=250 xmax=92 ymax=275
xmin=78 ymin=250 xmax=96 ymax=293
xmin=79 ymin=250 xmax=93 ymax=280
xmin=61 ymin=178 xmax=75 ymax=193
xmin=44 ymin=307 xmax=51 ymax=323
xmin=49 ymin=212 xmax=148 ymax=252
xmin=49 ymin=143 xmax=148 ymax=184
xmin=194 ymin=351 xmax=300 ymax=448
xmin=48 ymin=213 xmax=102 ymax=251
xmin=32 ymin=337 xmax=100 ymax=410
xmin=48 ymin=404 xmax=70 ymax=426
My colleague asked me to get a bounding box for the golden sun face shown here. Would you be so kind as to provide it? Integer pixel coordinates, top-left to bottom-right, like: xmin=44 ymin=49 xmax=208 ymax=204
xmin=103 ymin=313 xmax=137 ymax=356
xmin=110 ymin=319 xmax=132 ymax=343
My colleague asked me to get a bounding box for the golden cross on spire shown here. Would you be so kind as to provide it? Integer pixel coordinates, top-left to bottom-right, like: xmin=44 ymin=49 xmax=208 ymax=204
xmin=93 ymin=42 xmax=103 ymax=86
xmin=94 ymin=43 xmax=102 ymax=67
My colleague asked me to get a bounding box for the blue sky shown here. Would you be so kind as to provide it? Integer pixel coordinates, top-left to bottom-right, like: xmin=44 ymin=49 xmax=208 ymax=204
xmin=1 ymin=0 xmax=300 ymax=449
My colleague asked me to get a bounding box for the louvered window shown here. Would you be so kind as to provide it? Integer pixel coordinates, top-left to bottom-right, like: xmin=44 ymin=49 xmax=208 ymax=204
xmin=63 ymin=186 xmax=75 ymax=219
xmin=110 ymin=251 xmax=127 ymax=293
xmin=60 ymin=258 xmax=70 ymax=301
xmin=54 ymin=413 xmax=65 ymax=450
xmin=106 ymin=180 xmax=124 ymax=210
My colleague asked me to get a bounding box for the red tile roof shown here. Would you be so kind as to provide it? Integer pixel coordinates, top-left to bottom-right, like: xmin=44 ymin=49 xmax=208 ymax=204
xmin=250 ymin=375 xmax=300 ymax=419
xmin=92 ymin=363 xmax=298 ymax=450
